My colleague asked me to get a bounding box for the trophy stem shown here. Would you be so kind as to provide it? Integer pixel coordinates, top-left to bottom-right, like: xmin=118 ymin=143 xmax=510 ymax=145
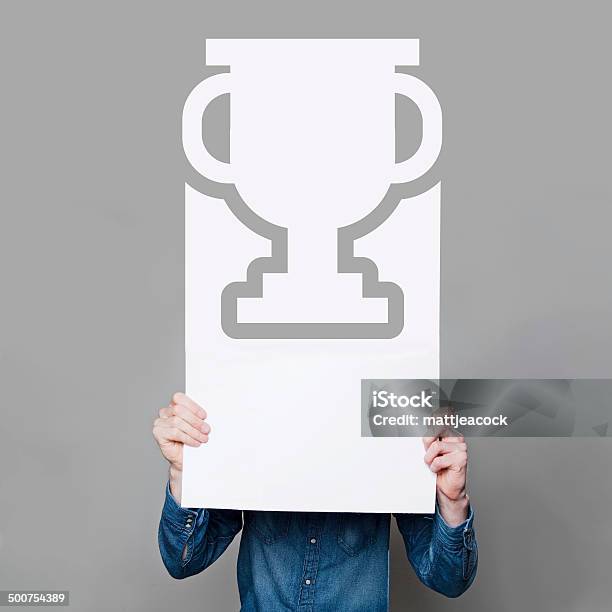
xmin=287 ymin=226 xmax=339 ymax=282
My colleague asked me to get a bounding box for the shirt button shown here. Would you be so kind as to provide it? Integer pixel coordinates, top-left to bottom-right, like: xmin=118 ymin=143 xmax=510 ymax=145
xmin=305 ymin=579 xmax=311 ymax=585
xmin=310 ymin=538 xmax=316 ymax=544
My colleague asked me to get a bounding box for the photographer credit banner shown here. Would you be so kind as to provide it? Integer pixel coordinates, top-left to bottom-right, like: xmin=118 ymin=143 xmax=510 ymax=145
xmin=182 ymin=39 xmax=441 ymax=512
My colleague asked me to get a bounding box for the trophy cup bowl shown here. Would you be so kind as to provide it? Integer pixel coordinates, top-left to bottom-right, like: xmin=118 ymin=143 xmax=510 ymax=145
xmin=182 ymin=39 xmax=442 ymax=337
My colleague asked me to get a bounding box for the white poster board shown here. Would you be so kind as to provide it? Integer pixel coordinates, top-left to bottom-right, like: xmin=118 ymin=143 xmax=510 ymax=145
xmin=182 ymin=39 xmax=440 ymax=512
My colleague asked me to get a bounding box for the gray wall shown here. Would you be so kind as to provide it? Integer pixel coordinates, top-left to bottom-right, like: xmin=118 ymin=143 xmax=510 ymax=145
xmin=1 ymin=1 xmax=611 ymax=611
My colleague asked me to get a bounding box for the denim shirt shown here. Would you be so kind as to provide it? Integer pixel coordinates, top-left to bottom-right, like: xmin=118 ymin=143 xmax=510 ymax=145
xmin=158 ymin=483 xmax=477 ymax=611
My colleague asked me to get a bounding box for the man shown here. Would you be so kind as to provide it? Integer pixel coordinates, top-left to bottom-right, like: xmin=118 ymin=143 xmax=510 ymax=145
xmin=154 ymin=392 xmax=477 ymax=611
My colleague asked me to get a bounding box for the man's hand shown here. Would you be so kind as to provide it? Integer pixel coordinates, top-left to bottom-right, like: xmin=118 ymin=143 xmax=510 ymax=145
xmin=152 ymin=392 xmax=210 ymax=503
xmin=423 ymin=435 xmax=469 ymax=527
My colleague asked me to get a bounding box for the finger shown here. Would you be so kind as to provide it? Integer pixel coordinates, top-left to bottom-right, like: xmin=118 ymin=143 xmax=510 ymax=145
xmin=167 ymin=415 xmax=208 ymax=442
xmin=170 ymin=428 xmax=202 ymax=447
xmin=435 ymin=427 xmax=457 ymax=440
xmin=168 ymin=403 xmax=210 ymax=433
xmin=155 ymin=415 xmax=208 ymax=443
xmin=430 ymin=451 xmax=468 ymax=473
xmin=430 ymin=454 xmax=453 ymax=473
xmin=172 ymin=392 xmax=207 ymax=419
xmin=424 ymin=440 xmax=467 ymax=465
xmin=164 ymin=404 xmax=211 ymax=434
xmin=438 ymin=439 xmax=467 ymax=454
xmin=153 ymin=422 xmax=202 ymax=447
xmin=442 ymin=434 xmax=465 ymax=444
xmin=422 ymin=436 xmax=436 ymax=450
xmin=424 ymin=440 xmax=453 ymax=464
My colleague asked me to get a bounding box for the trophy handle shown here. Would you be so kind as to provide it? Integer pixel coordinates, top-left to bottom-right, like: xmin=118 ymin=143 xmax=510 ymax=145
xmin=182 ymin=72 xmax=233 ymax=184
xmin=391 ymin=72 xmax=443 ymax=184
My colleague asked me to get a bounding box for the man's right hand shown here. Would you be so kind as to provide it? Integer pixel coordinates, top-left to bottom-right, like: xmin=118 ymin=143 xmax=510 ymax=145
xmin=152 ymin=392 xmax=210 ymax=503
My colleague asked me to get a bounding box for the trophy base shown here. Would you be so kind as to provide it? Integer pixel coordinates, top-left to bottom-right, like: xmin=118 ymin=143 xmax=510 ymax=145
xmin=221 ymin=276 xmax=404 ymax=339
xmin=223 ymin=320 xmax=404 ymax=340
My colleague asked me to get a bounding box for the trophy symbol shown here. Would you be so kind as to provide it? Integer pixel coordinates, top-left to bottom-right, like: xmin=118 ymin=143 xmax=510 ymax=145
xmin=183 ymin=39 xmax=442 ymax=339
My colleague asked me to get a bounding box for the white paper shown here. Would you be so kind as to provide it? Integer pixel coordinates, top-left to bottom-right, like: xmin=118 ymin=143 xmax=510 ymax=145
xmin=181 ymin=39 xmax=440 ymax=512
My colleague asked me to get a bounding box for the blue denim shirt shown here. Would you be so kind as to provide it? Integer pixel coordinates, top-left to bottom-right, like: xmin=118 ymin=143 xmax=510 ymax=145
xmin=158 ymin=483 xmax=477 ymax=611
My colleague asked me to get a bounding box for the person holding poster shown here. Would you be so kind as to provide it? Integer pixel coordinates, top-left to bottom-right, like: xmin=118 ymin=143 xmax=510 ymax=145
xmin=154 ymin=393 xmax=478 ymax=610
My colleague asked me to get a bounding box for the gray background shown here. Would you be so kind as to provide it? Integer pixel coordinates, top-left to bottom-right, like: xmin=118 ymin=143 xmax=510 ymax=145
xmin=1 ymin=1 xmax=611 ymax=611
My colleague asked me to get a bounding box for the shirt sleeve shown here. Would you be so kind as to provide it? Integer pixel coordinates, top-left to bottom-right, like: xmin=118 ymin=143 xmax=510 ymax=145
xmin=394 ymin=502 xmax=478 ymax=598
xmin=158 ymin=481 xmax=243 ymax=579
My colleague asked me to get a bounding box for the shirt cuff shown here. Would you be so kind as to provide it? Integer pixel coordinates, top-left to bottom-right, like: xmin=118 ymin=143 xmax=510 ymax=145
xmin=433 ymin=501 xmax=476 ymax=552
xmin=162 ymin=481 xmax=208 ymax=534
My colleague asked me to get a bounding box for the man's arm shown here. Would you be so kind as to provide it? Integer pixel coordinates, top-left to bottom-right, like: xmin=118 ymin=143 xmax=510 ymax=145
xmin=154 ymin=393 xmax=242 ymax=579
xmin=394 ymin=436 xmax=478 ymax=597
